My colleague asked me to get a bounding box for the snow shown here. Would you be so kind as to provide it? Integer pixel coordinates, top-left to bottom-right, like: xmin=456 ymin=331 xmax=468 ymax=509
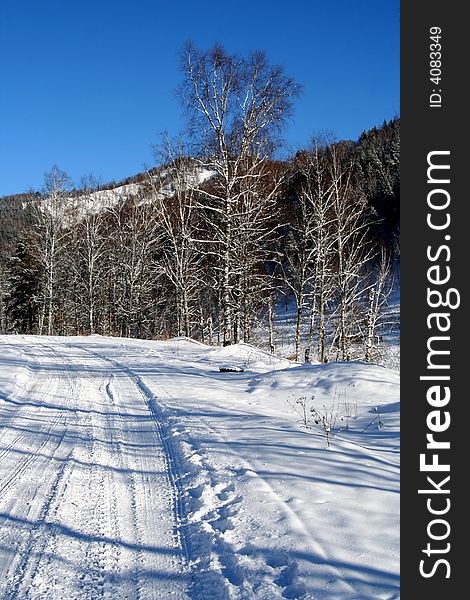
xmin=0 ymin=335 xmax=399 ymax=599
xmin=72 ymin=182 xmax=142 ymax=214
xmin=56 ymin=166 xmax=217 ymax=223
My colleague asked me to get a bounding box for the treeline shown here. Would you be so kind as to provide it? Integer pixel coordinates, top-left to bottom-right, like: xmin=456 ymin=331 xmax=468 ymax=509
xmin=0 ymin=45 xmax=399 ymax=363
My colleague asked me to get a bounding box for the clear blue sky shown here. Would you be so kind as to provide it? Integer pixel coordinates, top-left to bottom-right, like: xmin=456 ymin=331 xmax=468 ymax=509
xmin=0 ymin=0 xmax=399 ymax=196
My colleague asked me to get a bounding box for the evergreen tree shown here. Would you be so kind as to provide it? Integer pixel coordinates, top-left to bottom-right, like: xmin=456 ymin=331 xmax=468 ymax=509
xmin=6 ymin=236 xmax=42 ymax=333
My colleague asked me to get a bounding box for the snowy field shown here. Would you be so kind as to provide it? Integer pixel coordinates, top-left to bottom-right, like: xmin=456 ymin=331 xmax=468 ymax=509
xmin=0 ymin=335 xmax=399 ymax=599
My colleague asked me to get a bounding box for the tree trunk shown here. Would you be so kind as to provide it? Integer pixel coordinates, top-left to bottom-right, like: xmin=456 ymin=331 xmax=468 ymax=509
xmin=183 ymin=287 xmax=190 ymax=338
xmin=234 ymin=293 xmax=241 ymax=344
xmin=307 ymin=292 xmax=317 ymax=356
xmin=318 ymin=278 xmax=326 ymax=363
xmin=47 ymin=261 xmax=54 ymax=336
xmin=199 ymin=303 xmax=205 ymax=343
xmin=365 ymin=287 xmax=376 ymax=363
xmin=268 ymin=295 xmax=275 ymax=354
xmin=294 ymin=265 xmax=306 ymax=361
xmin=222 ymin=198 xmax=233 ymax=346
xmin=208 ymin=315 xmax=214 ymax=346
xmin=243 ymin=288 xmax=251 ymax=343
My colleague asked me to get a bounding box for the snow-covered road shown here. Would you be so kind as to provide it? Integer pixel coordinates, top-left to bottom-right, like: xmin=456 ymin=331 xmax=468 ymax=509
xmin=0 ymin=336 xmax=400 ymax=599
xmin=0 ymin=338 xmax=190 ymax=599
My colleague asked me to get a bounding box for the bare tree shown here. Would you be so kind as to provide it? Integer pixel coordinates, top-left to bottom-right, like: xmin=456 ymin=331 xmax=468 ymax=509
xmin=279 ymin=180 xmax=317 ymax=362
xmin=148 ymin=139 xmax=204 ymax=337
xmin=180 ymin=43 xmax=300 ymax=345
xmin=364 ymin=247 xmax=394 ymax=362
xmin=34 ymin=166 xmax=72 ymax=335
xmin=111 ymin=194 xmax=159 ymax=338
xmin=329 ymin=144 xmax=375 ymax=361
xmin=292 ymin=138 xmax=338 ymax=363
xmin=231 ymin=160 xmax=285 ymax=343
xmin=73 ymin=176 xmax=109 ymax=334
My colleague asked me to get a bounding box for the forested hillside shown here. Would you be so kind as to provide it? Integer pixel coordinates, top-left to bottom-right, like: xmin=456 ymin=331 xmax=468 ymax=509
xmin=0 ymin=46 xmax=399 ymax=365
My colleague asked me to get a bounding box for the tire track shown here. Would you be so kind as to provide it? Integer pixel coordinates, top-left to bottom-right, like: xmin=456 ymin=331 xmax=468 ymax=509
xmin=0 ymin=412 xmax=65 ymax=499
xmin=70 ymin=345 xmax=188 ymax=554
xmin=0 ymin=340 xmax=79 ymax=597
xmin=5 ymin=436 xmax=76 ymax=598
xmin=1 ymin=338 xmax=190 ymax=599
xmin=65 ymin=342 xmax=190 ymax=599
xmin=0 ymin=342 xmax=57 ymax=468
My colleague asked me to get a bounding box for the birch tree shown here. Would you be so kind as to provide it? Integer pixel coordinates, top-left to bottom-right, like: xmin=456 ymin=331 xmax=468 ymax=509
xmin=111 ymin=194 xmax=159 ymax=338
xmin=34 ymin=166 xmax=71 ymax=335
xmin=364 ymin=247 xmax=393 ymax=362
xmin=294 ymin=139 xmax=337 ymax=363
xmin=279 ymin=179 xmax=317 ymax=362
xmin=231 ymin=160 xmax=285 ymax=343
xmin=329 ymin=144 xmax=375 ymax=360
xmin=74 ymin=177 xmax=109 ymax=334
xmin=148 ymin=141 xmax=204 ymax=337
xmin=180 ymin=43 xmax=300 ymax=345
